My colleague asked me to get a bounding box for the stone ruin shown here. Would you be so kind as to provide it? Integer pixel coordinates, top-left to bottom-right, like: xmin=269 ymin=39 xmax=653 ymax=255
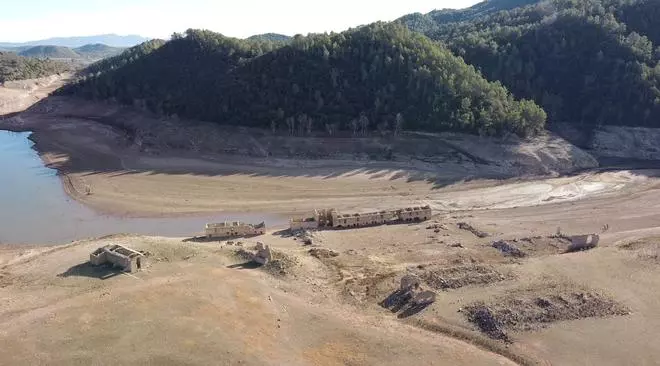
xmin=568 ymin=234 xmax=600 ymax=252
xmin=250 ymin=242 xmax=272 ymax=265
xmin=90 ymin=244 xmax=147 ymax=273
xmin=492 ymin=240 xmax=526 ymax=258
xmin=290 ymin=205 xmax=433 ymax=231
xmin=205 ymin=221 xmax=266 ymax=238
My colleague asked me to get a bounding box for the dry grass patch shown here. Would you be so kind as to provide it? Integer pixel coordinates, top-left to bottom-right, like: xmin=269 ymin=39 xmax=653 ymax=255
xmin=619 ymin=238 xmax=660 ymax=264
xmin=233 ymin=247 xmax=300 ymax=277
xmin=494 ymin=236 xmax=572 ymax=257
xmin=414 ymin=264 xmax=512 ymax=290
xmin=465 ymin=282 xmax=629 ymax=340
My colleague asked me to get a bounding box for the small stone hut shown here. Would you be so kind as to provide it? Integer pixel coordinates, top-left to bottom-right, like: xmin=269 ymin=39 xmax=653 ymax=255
xmin=90 ymin=244 xmax=147 ymax=273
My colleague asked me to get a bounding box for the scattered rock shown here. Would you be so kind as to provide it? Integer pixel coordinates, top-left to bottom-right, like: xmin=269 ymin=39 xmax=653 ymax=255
xmin=457 ymin=222 xmax=489 ymax=238
xmin=492 ymin=240 xmax=526 ymax=258
xmin=308 ymin=248 xmax=339 ymax=259
xmin=465 ymin=303 xmax=509 ymax=341
xmin=464 ymin=284 xmax=629 ymax=339
xmin=415 ymin=264 xmax=511 ymax=290
xmin=427 ymin=223 xmax=448 ymax=231
xmin=450 ymin=243 xmax=464 ymax=248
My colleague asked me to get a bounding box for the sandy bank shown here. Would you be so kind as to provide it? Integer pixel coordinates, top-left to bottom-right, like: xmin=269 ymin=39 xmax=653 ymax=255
xmin=0 ymin=89 xmax=626 ymax=219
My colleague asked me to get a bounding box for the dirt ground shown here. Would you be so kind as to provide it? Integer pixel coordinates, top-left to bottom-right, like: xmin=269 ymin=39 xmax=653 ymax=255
xmin=0 ymin=236 xmax=517 ymax=366
xmin=3 ymin=189 xmax=660 ymax=365
xmin=0 ymin=78 xmax=603 ymax=218
xmin=3 ymin=78 xmax=660 ymax=365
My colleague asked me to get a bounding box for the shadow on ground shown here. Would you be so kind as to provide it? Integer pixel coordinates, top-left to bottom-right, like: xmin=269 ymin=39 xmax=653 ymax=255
xmin=0 ymin=96 xmax=511 ymax=191
xmin=226 ymin=261 xmax=262 ymax=270
xmin=58 ymin=262 xmax=122 ymax=280
xmin=380 ymin=289 xmax=433 ymax=318
xmin=6 ymin=95 xmax=660 ymax=196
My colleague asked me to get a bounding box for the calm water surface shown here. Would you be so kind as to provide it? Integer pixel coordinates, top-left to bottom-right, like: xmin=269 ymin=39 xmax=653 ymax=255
xmin=0 ymin=130 xmax=283 ymax=245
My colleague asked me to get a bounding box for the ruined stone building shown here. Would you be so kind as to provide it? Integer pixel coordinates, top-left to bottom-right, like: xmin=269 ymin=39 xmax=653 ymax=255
xmin=251 ymin=242 xmax=272 ymax=265
xmin=290 ymin=205 xmax=432 ymax=231
xmin=568 ymin=234 xmax=600 ymax=252
xmin=90 ymin=244 xmax=147 ymax=273
xmin=331 ymin=210 xmax=398 ymax=228
xmin=289 ymin=217 xmax=319 ymax=231
xmin=205 ymin=221 xmax=266 ymax=238
xmin=397 ymin=206 xmax=433 ymax=223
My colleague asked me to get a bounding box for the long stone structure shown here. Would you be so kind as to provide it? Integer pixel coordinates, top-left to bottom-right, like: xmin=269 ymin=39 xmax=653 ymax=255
xmin=205 ymin=221 xmax=266 ymax=238
xmin=290 ymin=205 xmax=432 ymax=231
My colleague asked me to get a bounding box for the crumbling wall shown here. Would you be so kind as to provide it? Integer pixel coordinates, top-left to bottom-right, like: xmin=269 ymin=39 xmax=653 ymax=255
xmin=568 ymin=234 xmax=599 ymax=252
xmin=206 ymin=221 xmax=266 ymax=238
xmin=290 ymin=219 xmax=319 ymax=231
xmin=89 ymin=245 xmax=147 ymax=273
xmin=252 ymin=243 xmax=272 ymax=265
xmin=398 ymin=206 xmax=432 ymax=221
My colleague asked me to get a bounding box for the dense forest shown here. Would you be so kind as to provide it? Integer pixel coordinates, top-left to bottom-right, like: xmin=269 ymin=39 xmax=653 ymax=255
xmin=247 ymin=33 xmax=292 ymax=43
xmin=400 ymin=0 xmax=660 ymax=128
xmin=63 ymin=0 xmax=660 ymax=135
xmin=63 ymin=24 xmax=546 ymax=137
xmin=0 ymin=52 xmax=70 ymax=82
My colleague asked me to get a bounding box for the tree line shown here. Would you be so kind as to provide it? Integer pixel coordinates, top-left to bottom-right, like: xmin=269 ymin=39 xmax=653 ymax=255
xmin=401 ymin=0 xmax=660 ymax=128
xmin=0 ymin=52 xmax=70 ymax=83
xmin=62 ymin=23 xmax=546 ymax=137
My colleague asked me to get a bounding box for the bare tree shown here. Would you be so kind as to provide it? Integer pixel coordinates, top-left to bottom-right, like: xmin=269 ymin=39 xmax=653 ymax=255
xmin=286 ymin=117 xmax=295 ymax=136
xmin=350 ymin=118 xmax=359 ymax=136
xmin=359 ymin=113 xmax=369 ymax=136
xmin=377 ymin=120 xmax=389 ymax=136
xmin=330 ymin=68 xmax=340 ymax=88
xmin=325 ymin=123 xmax=334 ymax=136
xmin=297 ymin=114 xmax=308 ymax=136
xmin=394 ymin=113 xmax=403 ymax=136
xmin=306 ymin=117 xmax=314 ymax=136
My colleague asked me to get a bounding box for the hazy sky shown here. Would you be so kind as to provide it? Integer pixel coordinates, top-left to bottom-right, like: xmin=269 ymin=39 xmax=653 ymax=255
xmin=0 ymin=0 xmax=481 ymax=42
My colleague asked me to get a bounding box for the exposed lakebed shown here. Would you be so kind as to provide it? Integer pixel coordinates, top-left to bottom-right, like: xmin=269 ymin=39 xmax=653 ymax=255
xmin=0 ymin=130 xmax=283 ymax=245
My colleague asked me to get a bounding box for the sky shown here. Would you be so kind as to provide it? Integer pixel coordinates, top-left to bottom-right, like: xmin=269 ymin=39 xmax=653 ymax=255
xmin=0 ymin=0 xmax=481 ymax=42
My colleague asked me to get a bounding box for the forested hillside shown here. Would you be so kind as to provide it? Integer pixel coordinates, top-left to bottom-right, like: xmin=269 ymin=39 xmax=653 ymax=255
xmin=400 ymin=0 xmax=660 ymax=128
xmin=73 ymin=44 xmax=124 ymax=60
xmin=0 ymin=52 xmax=70 ymax=82
xmin=63 ymin=24 xmax=546 ymax=137
xmin=82 ymin=39 xmax=166 ymax=76
xmin=400 ymin=0 xmax=540 ymax=34
xmin=19 ymin=46 xmax=80 ymax=59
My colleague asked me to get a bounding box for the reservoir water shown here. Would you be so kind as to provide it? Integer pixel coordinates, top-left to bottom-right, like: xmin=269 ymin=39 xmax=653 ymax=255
xmin=0 ymin=130 xmax=283 ymax=245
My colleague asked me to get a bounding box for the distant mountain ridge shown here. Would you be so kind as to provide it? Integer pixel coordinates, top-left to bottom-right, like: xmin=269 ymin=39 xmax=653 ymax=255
xmin=0 ymin=34 xmax=149 ymax=48
xmin=0 ymin=43 xmax=124 ymax=61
